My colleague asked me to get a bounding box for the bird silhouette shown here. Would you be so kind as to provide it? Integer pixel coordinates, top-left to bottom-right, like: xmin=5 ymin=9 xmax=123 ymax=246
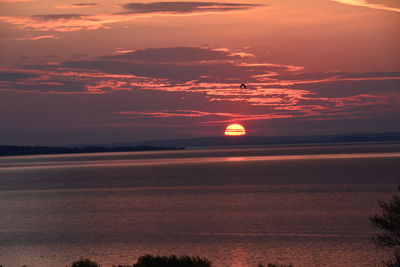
xmin=240 ymin=83 xmax=247 ymax=89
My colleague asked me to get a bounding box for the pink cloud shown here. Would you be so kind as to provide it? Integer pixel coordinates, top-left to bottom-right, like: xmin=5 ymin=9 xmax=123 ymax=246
xmin=115 ymin=109 xmax=243 ymax=118
xmin=1 ymin=46 xmax=398 ymax=124
xmin=238 ymin=63 xmax=304 ymax=72
xmin=114 ymin=109 xmax=294 ymax=124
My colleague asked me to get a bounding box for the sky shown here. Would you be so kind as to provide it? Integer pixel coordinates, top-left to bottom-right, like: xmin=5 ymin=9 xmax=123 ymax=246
xmin=0 ymin=0 xmax=399 ymax=145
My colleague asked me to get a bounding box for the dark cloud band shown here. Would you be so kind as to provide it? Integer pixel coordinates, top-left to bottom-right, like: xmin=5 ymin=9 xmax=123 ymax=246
xmin=30 ymin=14 xmax=88 ymax=21
xmin=122 ymin=2 xmax=262 ymax=14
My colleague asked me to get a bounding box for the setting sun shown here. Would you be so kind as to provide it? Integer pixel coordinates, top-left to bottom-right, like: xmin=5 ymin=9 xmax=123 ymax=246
xmin=224 ymin=124 xmax=246 ymax=136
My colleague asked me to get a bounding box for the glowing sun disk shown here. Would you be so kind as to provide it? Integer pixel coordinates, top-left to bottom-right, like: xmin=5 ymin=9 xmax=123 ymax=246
xmin=224 ymin=123 xmax=246 ymax=136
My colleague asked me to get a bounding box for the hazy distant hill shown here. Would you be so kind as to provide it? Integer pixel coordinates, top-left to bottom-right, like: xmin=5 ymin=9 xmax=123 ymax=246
xmin=107 ymin=132 xmax=400 ymax=148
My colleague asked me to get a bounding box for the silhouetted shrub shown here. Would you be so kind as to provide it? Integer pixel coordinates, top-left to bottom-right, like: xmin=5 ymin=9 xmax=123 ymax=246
xmin=133 ymin=255 xmax=211 ymax=267
xmin=383 ymin=251 xmax=400 ymax=267
xmin=370 ymin=186 xmax=400 ymax=266
xmin=67 ymin=256 xmax=294 ymax=267
xmin=71 ymin=258 xmax=99 ymax=267
xmin=267 ymin=264 xmax=293 ymax=267
xmin=258 ymin=263 xmax=293 ymax=267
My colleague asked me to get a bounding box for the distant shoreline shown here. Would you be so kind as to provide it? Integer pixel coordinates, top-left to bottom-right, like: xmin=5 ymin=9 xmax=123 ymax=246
xmin=187 ymin=140 xmax=400 ymax=150
xmin=102 ymin=132 xmax=400 ymax=149
xmin=0 ymin=145 xmax=184 ymax=157
xmin=2 ymin=132 xmax=400 ymax=157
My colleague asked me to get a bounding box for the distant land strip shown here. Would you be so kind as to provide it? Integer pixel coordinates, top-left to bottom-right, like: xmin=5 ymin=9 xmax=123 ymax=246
xmin=0 ymin=145 xmax=184 ymax=157
xmin=2 ymin=132 xmax=400 ymax=156
xmin=108 ymin=132 xmax=400 ymax=148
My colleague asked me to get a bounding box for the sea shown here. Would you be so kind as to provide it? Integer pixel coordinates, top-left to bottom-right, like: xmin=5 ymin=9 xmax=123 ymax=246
xmin=1 ymin=142 xmax=400 ymax=267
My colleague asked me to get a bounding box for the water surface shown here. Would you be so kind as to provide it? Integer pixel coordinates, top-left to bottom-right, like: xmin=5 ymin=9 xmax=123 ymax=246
xmin=1 ymin=143 xmax=399 ymax=266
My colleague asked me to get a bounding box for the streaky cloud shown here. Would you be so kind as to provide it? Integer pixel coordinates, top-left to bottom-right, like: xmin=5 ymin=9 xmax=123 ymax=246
xmin=0 ymin=14 xmax=107 ymax=32
xmin=122 ymin=2 xmax=262 ymax=14
xmin=104 ymin=47 xmax=253 ymax=63
xmin=30 ymin=14 xmax=89 ymax=21
xmin=115 ymin=109 xmax=243 ymax=118
xmin=0 ymin=1 xmax=262 ymax=32
xmin=0 ymin=71 xmax=38 ymax=81
xmin=55 ymin=3 xmax=99 ymax=9
xmin=16 ymin=35 xmax=60 ymax=40
xmin=1 ymin=47 xmax=399 ymax=122
xmin=366 ymin=0 xmax=400 ymax=8
xmin=331 ymin=0 xmax=400 ymax=12
xmin=114 ymin=109 xmax=291 ymax=123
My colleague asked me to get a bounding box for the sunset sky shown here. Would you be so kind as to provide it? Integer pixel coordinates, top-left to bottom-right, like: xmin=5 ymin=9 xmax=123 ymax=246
xmin=0 ymin=0 xmax=399 ymax=145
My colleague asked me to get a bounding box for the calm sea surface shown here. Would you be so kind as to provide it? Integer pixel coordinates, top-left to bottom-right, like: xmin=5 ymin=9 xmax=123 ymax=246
xmin=1 ymin=143 xmax=400 ymax=267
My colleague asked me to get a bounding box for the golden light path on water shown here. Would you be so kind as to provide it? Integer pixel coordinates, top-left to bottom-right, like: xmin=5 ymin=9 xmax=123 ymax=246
xmin=1 ymin=152 xmax=399 ymax=171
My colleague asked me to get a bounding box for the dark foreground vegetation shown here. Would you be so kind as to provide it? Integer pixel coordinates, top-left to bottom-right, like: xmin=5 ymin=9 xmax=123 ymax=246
xmin=0 ymin=145 xmax=184 ymax=156
xmin=370 ymin=186 xmax=400 ymax=267
xmin=66 ymin=256 xmax=292 ymax=267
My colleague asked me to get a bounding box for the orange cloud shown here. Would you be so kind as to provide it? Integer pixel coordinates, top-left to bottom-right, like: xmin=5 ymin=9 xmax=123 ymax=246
xmin=0 ymin=0 xmax=35 ymax=2
xmin=331 ymin=0 xmax=400 ymax=12
xmin=16 ymin=35 xmax=60 ymax=40
xmin=0 ymin=14 xmax=112 ymax=32
xmin=0 ymin=2 xmax=262 ymax=32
